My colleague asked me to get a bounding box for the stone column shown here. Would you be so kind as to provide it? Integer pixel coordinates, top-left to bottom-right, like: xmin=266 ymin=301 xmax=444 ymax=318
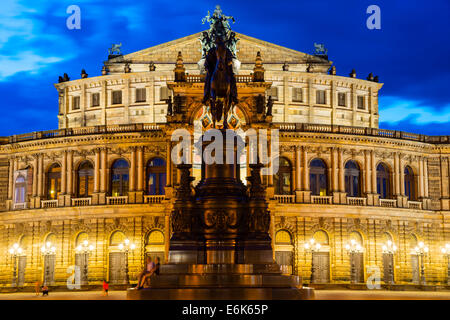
xmin=59 ymin=151 xmax=67 ymax=207
xmin=295 ymin=147 xmax=302 ymax=203
xmin=136 ymin=146 xmax=144 ymax=203
xmin=8 ymin=157 xmax=14 ymax=201
xmin=64 ymin=150 xmax=73 ymax=206
xmin=32 ymin=156 xmax=38 ymax=197
xmin=99 ymin=148 xmax=107 ymax=204
xmin=38 ymin=154 xmax=43 ymax=197
xmin=61 ymin=151 xmax=67 ymax=194
xmin=418 ymin=157 xmax=424 ymax=199
xmin=302 ymin=146 xmax=311 ymax=203
xmin=364 ymin=150 xmax=374 ymax=205
xmin=164 ymin=214 xmax=170 ymax=263
xmin=92 ymin=148 xmax=101 ymax=205
xmin=371 ymin=151 xmax=378 ymax=205
xmin=129 ymin=147 xmax=136 ymax=203
xmin=165 ymin=140 xmax=173 ymax=199
xmin=335 ymin=148 xmax=346 ymax=204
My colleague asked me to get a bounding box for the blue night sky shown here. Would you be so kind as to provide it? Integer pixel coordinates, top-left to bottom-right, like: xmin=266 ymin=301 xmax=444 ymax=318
xmin=0 ymin=0 xmax=449 ymax=136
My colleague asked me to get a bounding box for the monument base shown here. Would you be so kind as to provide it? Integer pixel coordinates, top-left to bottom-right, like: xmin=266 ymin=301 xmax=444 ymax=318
xmin=126 ymin=263 xmax=315 ymax=300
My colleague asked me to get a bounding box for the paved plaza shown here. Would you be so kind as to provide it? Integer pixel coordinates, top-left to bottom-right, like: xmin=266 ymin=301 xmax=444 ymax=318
xmin=0 ymin=290 xmax=449 ymax=300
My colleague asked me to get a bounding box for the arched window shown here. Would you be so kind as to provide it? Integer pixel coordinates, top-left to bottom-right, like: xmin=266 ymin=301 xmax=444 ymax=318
xmin=14 ymin=175 xmax=26 ymax=204
xmin=109 ymin=230 xmax=126 ymax=246
xmin=310 ymin=159 xmax=328 ymax=196
xmin=404 ymin=166 xmax=415 ymax=200
xmin=77 ymin=161 xmax=94 ymax=197
xmin=111 ymin=159 xmax=129 ymax=196
xmin=313 ymin=230 xmax=329 ymax=246
xmin=145 ymin=230 xmax=165 ymax=263
xmin=377 ymin=163 xmax=391 ymax=199
xmin=275 ymin=230 xmax=294 ymax=275
xmin=274 ymin=157 xmax=292 ymax=195
xmin=47 ymin=164 xmax=61 ymax=200
xmin=345 ymin=161 xmax=361 ymax=197
xmin=146 ymin=158 xmax=166 ymax=195
xmin=75 ymin=232 xmax=89 ymax=247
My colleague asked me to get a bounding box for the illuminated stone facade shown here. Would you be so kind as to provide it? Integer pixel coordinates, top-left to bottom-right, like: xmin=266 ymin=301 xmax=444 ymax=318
xmin=0 ymin=31 xmax=449 ymax=290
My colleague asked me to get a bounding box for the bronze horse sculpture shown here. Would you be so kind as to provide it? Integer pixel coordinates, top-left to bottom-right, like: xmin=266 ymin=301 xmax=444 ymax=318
xmin=203 ymin=39 xmax=238 ymax=128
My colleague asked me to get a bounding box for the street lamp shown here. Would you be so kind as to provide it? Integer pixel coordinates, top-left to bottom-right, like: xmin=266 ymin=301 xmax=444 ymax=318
xmin=41 ymin=242 xmax=56 ymax=286
xmin=304 ymin=238 xmax=321 ymax=284
xmin=382 ymin=240 xmax=397 ymax=285
xmin=441 ymin=243 xmax=450 ymax=286
xmin=75 ymin=240 xmax=95 ymax=285
xmin=9 ymin=243 xmax=23 ymax=287
xmin=413 ymin=241 xmax=429 ymax=286
xmin=345 ymin=239 xmax=363 ymax=284
xmin=118 ymin=239 xmax=136 ymax=285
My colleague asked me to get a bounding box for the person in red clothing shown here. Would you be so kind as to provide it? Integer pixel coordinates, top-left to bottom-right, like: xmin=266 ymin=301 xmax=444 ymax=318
xmin=102 ymin=280 xmax=109 ymax=296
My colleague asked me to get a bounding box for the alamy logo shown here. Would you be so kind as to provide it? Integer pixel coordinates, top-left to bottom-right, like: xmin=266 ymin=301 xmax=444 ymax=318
xmin=171 ymin=120 xmax=279 ymax=175
xmin=66 ymin=5 xmax=81 ymax=30
xmin=366 ymin=5 xmax=381 ymax=30
xmin=66 ymin=265 xmax=81 ymax=289
xmin=366 ymin=266 xmax=381 ymax=289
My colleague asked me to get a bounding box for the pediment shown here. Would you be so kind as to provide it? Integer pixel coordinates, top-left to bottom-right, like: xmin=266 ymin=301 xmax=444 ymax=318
xmin=121 ymin=31 xmax=322 ymax=64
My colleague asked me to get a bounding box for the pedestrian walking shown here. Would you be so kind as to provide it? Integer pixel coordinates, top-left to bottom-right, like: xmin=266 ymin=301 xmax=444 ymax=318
xmin=41 ymin=285 xmax=49 ymax=296
xmin=35 ymin=281 xmax=41 ymax=296
xmin=102 ymin=280 xmax=109 ymax=296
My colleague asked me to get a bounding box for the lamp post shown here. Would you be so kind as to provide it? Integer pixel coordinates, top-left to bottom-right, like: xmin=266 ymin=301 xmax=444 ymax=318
xmin=382 ymin=240 xmax=397 ymax=285
xmin=304 ymin=238 xmax=321 ymax=284
xmin=345 ymin=239 xmax=363 ymax=284
xmin=118 ymin=239 xmax=136 ymax=285
xmin=413 ymin=241 xmax=429 ymax=286
xmin=441 ymin=243 xmax=450 ymax=286
xmin=9 ymin=243 xmax=23 ymax=287
xmin=75 ymin=240 xmax=94 ymax=285
xmin=41 ymin=242 xmax=56 ymax=286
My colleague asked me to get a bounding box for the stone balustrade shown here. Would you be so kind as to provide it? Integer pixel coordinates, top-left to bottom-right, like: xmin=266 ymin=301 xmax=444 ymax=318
xmin=41 ymin=200 xmax=58 ymax=208
xmin=379 ymin=198 xmax=397 ymax=208
xmin=106 ymin=196 xmax=128 ymax=205
xmin=71 ymin=197 xmax=91 ymax=207
xmin=311 ymin=195 xmax=333 ymax=205
xmin=144 ymin=195 xmax=165 ymax=204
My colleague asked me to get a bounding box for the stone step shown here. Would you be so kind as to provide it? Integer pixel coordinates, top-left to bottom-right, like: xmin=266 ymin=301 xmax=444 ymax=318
xmin=144 ymin=274 xmax=301 ymax=288
xmin=160 ymin=263 xmax=282 ymax=275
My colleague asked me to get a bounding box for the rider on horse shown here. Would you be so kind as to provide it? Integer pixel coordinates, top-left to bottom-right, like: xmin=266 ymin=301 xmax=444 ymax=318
xmin=202 ymin=38 xmax=238 ymax=106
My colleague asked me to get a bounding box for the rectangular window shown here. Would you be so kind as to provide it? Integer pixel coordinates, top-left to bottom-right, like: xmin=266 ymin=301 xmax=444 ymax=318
xmin=292 ymin=88 xmax=303 ymax=102
xmin=267 ymin=87 xmax=278 ymax=100
xmin=112 ymin=90 xmax=122 ymax=105
xmin=357 ymin=95 xmax=365 ymax=109
xmin=316 ymin=90 xmax=326 ymax=104
xmin=135 ymin=88 xmax=146 ymax=103
xmin=72 ymin=96 xmax=80 ymax=110
xmin=91 ymin=93 xmax=100 ymax=107
xmin=338 ymin=92 xmax=346 ymax=107
xmin=160 ymin=87 xmax=169 ymax=101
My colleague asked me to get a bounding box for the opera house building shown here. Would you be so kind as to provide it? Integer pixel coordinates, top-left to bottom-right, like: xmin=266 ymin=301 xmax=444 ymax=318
xmin=1 ymin=26 xmax=449 ymax=291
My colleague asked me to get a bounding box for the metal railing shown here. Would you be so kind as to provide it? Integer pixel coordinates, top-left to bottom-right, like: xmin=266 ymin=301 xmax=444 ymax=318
xmin=41 ymin=200 xmax=58 ymax=208
xmin=311 ymin=195 xmax=333 ymax=205
xmin=71 ymin=197 xmax=91 ymax=207
xmin=144 ymin=195 xmax=165 ymax=204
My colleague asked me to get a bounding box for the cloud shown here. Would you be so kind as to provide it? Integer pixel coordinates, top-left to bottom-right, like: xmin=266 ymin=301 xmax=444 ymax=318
xmin=379 ymin=96 xmax=450 ymax=124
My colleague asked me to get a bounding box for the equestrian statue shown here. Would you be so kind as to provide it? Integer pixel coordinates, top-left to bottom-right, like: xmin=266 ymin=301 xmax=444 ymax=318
xmin=201 ymin=5 xmax=238 ymax=128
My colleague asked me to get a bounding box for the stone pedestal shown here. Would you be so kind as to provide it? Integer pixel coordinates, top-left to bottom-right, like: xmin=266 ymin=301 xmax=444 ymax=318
xmin=127 ymin=129 xmax=313 ymax=300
